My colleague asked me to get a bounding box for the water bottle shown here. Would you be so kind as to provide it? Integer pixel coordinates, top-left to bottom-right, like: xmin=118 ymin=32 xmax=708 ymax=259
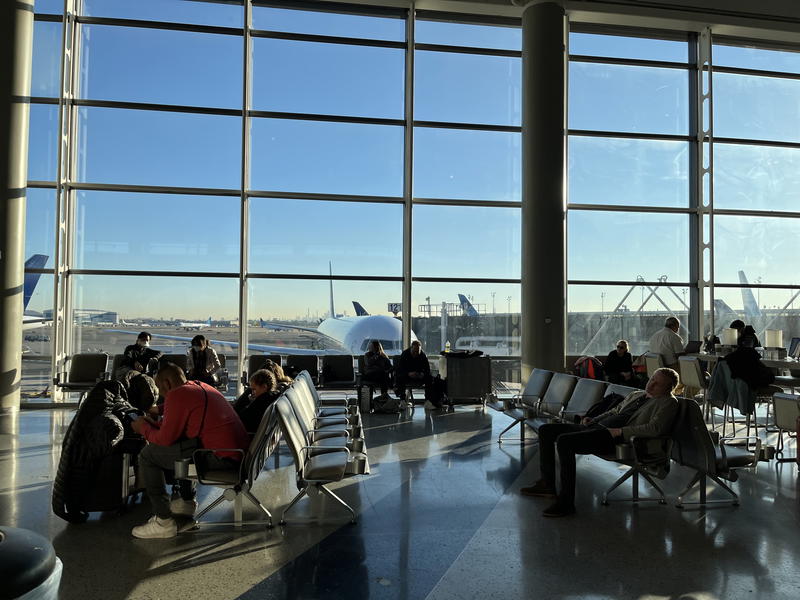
xmin=445 ymin=340 xmax=451 ymax=353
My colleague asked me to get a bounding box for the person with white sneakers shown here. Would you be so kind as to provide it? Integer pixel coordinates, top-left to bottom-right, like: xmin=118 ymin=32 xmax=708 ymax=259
xmin=129 ymin=363 xmax=248 ymax=539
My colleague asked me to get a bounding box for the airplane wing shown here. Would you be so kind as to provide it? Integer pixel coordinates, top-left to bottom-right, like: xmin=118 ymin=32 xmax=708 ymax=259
xmin=105 ymin=329 xmax=347 ymax=355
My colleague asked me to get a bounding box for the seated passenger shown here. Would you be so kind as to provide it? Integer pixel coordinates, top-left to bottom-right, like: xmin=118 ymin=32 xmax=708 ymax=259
xmin=605 ymin=339 xmax=634 ymax=385
xmin=363 ymin=340 xmax=392 ymax=397
xmin=263 ymin=359 xmax=293 ymax=389
xmin=740 ymin=324 xmax=762 ymax=349
xmin=117 ymin=331 xmax=162 ymax=379
xmin=395 ymin=341 xmax=432 ymax=403
xmin=130 ymin=363 xmax=249 ymax=539
xmin=187 ymin=335 xmax=221 ymax=386
xmin=232 ymin=369 xmax=280 ymax=434
xmin=648 ymin=316 xmax=684 ymax=370
xmin=520 ymin=368 xmax=680 ymax=518
xmin=724 ymin=333 xmax=775 ymax=392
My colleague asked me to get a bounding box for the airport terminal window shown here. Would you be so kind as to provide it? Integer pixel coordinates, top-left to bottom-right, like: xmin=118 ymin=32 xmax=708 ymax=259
xmin=27 ymin=104 xmax=58 ymax=183
xmin=34 ymin=0 xmax=63 ymax=15
xmin=713 ymin=72 xmax=800 ymax=143
xmin=76 ymin=107 xmax=241 ymax=188
xmin=252 ymin=38 xmax=404 ymax=119
xmin=412 ymin=205 xmax=520 ymax=279
xmin=713 ymin=143 xmax=800 ymax=212
xmin=568 ymin=211 xmax=689 ymax=283
xmin=414 ymin=50 xmax=521 ymax=126
xmin=249 ymin=198 xmax=403 ymax=277
xmin=250 ymin=118 xmax=404 ymax=196
xmin=74 ymin=191 xmax=240 ymax=273
xmin=410 ymin=282 xmax=520 ymax=357
xmin=415 ymin=19 xmax=521 ymax=51
xmin=714 ymin=215 xmax=800 ymax=286
xmin=25 ymin=189 xmax=56 ymax=261
xmin=568 ymin=283 xmax=690 ymax=356
xmin=70 ymin=275 xmax=239 ymax=351
xmin=713 ymin=43 xmax=800 ymax=75
xmin=251 ymin=6 xmax=404 ymax=41
xmin=32 ymin=20 xmax=62 ymax=98
xmin=79 ymin=25 xmax=243 ymax=109
xmin=569 ymin=32 xmax=688 ymax=63
xmin=413 ymin=127 xmax=520 ymax=201
xmin=568 ymin=137 xmax=689 ymax=207
xmin=569 ymin=62 xmax=689 ymax=135
xmin=82 ymin=0 xmax=244 ymax=28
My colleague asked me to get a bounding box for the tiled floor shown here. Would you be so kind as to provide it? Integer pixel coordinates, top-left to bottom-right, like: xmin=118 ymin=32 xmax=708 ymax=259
xmin=1 ymin=404 xmax=799 ymax=599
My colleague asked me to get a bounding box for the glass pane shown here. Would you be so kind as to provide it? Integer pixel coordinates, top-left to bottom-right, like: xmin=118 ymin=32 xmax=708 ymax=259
xmin=250 ymin=118 xmax=403 ymax=196
xmin=713 ymin=287 xmax=800 ymax=338
xmin=713 ymin=44 xmax=800 ymax=75
xmin=77 ymin=107 xmax=241 ymax=188
xmin=414 ymin=128 xmax=520 ymax=201
xmin=82 ymin=0 xmax=243 ymax=28
xmin=568 ymin=211 xmax=689 ymax=282
xmin=714 ymin=215 xmax=800 ymax=285
xmin=252 ymin=6 xmax=404 ymax=41
xmin=32 ymin=21 xmax=61 ymax=97
xmin=412 ymin=205 xmax=520 ymax=279
xmin=415 ymin=20 xmax=521 ymax=51
xmin=568 ymin=283 xmax=690 ymax=356
xmin=25 ymin=188 xmax=56 ymax=260
xmin=249 ymin=198 xmax=402 ymax=277
xmin=569 ymin=32 xmax=688 ymax=62
xmin=714 ymin=143 xmax=800 ymax=211
xmin=252 ymin=38 xmax=404 ymax=119
xmin=569 ymin=62 xmax=689 ymax=135
xmin=568 ymin=137 xmax=689 ymax=207
xmin=21 ymin=273 xmax=53 ymax=403
xmin=714 ymin=72 xmax=800 ymax=143
xmin=248 ymin=279 xmax=403 ymax=354
xmin=80 ymin=25 xmax=242 ymax=108
xmin=35 ymin=0 xmax=63 ymax=14
xmin=415 ymin=51 xmax=520 ymax=126
xmin=28 ymin=103 xmax=58 ymax=182
xmin=74 ymin=191 xmax=240 ymax=272
xmin=411 ymin=282 xmax=520 ymax=357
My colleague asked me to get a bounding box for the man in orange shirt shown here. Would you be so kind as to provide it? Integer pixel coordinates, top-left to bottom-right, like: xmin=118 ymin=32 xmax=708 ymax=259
xmin=130 ymin=363 xmax=249 ymax=539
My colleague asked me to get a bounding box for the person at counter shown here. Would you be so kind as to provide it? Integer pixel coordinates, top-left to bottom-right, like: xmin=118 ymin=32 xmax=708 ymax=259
xmin=605 ymin=340 xmax=634 ymax=385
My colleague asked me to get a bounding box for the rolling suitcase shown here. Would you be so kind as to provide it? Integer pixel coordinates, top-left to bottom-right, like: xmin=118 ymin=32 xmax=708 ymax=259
xmin=82 ymin=439 xmax=144 ymax=514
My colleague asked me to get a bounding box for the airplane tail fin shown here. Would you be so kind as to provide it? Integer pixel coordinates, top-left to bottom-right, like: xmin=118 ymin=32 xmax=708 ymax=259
xmin=329 ymin=261 xmax=336 ymax=319
xmin=23 ymin=254 xmax=48 ymax=310
xmin=259 ymin=318 xmax=266 ymax=328
xmin=352 ymin=301 xmax=369 ymax=316
xmin=207 ymin=317 xmax=212 ymax=326
xmin=738 ymin=271 xmax=763 ymax=319
xmin=458 ymin=294 xmax=479 ymax=317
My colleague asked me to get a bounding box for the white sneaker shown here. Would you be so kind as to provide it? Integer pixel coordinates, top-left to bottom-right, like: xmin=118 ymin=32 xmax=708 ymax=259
xmin=170 ymin=498 xmax=198 ymax=516
xmin=132 ymin=516 xmax=178 ymax=539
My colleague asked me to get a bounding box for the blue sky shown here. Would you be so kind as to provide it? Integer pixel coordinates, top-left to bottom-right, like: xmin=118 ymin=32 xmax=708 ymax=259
xmin=23 ymin=4 xmax=800 ymax=321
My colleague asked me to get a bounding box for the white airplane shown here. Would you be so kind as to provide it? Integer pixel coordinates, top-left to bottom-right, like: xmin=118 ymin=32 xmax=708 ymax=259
xmin=178 ymin=317 xmax=212 ymax=330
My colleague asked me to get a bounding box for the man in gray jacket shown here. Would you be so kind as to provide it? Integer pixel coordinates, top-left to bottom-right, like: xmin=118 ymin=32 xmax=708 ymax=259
xmin=520 ymin=368 xmax=680 ymax=517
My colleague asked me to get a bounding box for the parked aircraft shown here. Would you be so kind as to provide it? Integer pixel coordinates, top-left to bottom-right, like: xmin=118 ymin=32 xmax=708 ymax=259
xmin=457 ymin=294 xmax=480 ymax=317
xmin=179 ymin=317 xmax=211 ymax=330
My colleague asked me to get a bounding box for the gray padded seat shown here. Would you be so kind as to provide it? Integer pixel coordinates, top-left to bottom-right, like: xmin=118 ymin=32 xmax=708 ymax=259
xmin=160 ymin=354 xmax=188 ymax=372
xmin=200 ymin=469 xmax=239 ymax=485
xmin=671 ymin=398 xmax=758 ymax=507
xmin=561 ymin=378 xmax=608 ymax=423
xmin=57 ymin=353 xmax=109 ymax=398
xmin=525 ymin=373 xmax=579 ymax=432
xmin=502 ymin=369 xmax=554 ymax=424
xmin=306 ymin=453 xmax=350 ymax=481
xmin=605 ymin=383 xmax=639 ymax=399
xmin=286 ymin=355 xmax=319 ymax=383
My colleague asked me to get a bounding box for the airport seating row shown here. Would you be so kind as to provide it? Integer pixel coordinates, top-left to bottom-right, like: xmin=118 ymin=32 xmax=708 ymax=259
xmin=496 ymin=368 xmax=760 ymax=507
xmin=179 ymin=370 xmax=368 ymax=528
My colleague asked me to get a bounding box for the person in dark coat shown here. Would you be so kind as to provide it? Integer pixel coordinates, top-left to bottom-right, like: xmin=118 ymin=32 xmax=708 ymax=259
xmin=363 ymin=340 xmax=392 ymax=397
xmin=605 ymin=339 xmax=634 ymax=385
xmin=232 ymin=369 xmax=282 ymax=435
xmin=724 ymin=333 xmax=775 ymax=391
xmin=395 ymin=340 xmax=432 ymax=402
xmin=117 ymin=331 xmax=162 ymax=379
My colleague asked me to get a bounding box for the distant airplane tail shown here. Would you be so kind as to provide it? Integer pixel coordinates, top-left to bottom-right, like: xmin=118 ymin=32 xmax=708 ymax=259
xmin=352 ymin=301 xmax=369 ymax=316
xmin=738 ymin=271 xmax=763 ymax=319
xmin=207 ymin=316 xmax=212 ymax=326
xmin=23 ymin=254 xmax=48 ymax=310
xmin=329 ymin=261 xmax=337 ymax=319
xmin=458 ymin=294 xmax=479 ymax=317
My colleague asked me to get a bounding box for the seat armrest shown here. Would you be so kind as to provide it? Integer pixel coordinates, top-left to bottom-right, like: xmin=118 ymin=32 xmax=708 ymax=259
xmin=309 ymin=428 xmax=349 ymax=439
xmin=720 ymin=437 xmax=761 ymax=469
xmin=629 ymin=435 xmax=672 ymax=466
xmin=299 ymin=444 xmax=350 ymax=465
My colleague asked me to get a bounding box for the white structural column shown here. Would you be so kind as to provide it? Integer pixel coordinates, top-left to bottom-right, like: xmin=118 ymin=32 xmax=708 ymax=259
xmin=0 ymin=0 xmax=35 ymax=411
xmin=520 ymin=1 xmax=568 ymax=376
